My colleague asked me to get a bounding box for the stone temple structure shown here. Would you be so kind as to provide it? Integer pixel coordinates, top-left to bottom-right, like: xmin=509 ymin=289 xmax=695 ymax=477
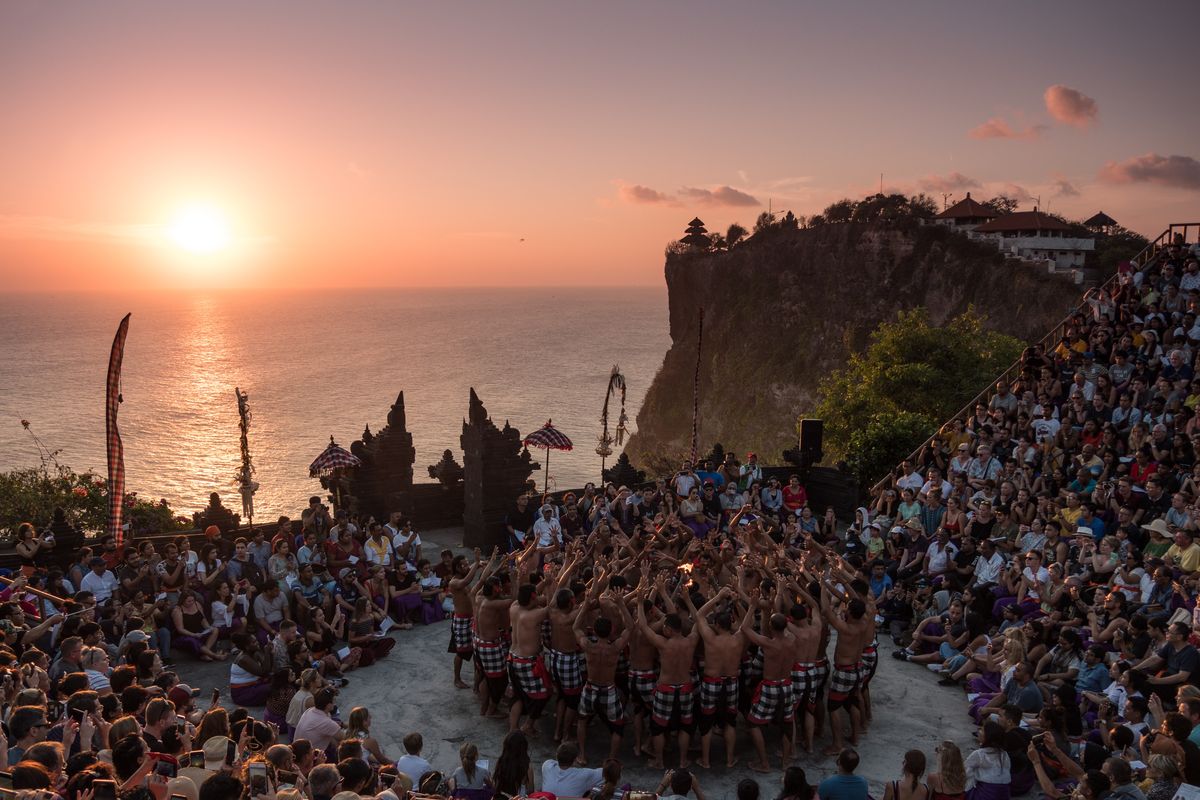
xmin=348 ymin=392 xmax=417 ymax=520
xmin=460 ymin=388 xmax=538 ymax=548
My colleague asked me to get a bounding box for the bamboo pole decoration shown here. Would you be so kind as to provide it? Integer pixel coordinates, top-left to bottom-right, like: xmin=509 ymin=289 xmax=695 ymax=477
xmin=0 ymin=575 xmax=69 ymax=608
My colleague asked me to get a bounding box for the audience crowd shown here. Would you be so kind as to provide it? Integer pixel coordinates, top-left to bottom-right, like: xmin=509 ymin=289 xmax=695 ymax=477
xmin=5 ymin=238 xmax=1200 ymax=800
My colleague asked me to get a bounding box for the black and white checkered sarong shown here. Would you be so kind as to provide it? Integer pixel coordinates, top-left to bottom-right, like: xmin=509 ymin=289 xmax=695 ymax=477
xmin=546 ymin=647 xmax=585 ymax=696
xmin=651 ymin=682 xmax=695 ymax=729
xmin=447 ymin=615 xmax=473 ymax=656
xmin=747 ymin=678 xmax=794 ymax=725
xmin=473 ymin=637 xmax=509 ymax=678
xmin=578 ymin=682 xmax=626 ymax=726
xmin=508 ymin=653 xmax=550 ymax=700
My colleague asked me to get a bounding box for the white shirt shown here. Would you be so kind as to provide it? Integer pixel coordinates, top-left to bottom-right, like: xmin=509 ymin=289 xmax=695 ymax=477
xmin=80 ymin=570 xmax=118 ymax=604
xmin=1022 ymin=565 xmax=1050 ymax=600
xmin=541 ymin=761 xmax=604 ymax=797
xmin=395 ymin=754 xmax=432 ymax=783
xmin=921 ymin=479 xmax=952 ymax=498
xmin=531 ymin=516 xmax=562 ymax=548
xmin=896 ymin=471 xmax=924 ymax=492
xmin=926 ymin=542 xmax=957 ymax=574
xmin=974 ymin=552 xmax=1005 ymax=586
xmin=964 ymin=748 xmax=1011 ymax=788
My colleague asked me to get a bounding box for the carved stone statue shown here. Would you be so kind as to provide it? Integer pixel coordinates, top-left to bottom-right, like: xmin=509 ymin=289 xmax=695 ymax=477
xmin=428 ymin=449 xmax=464 ymax=487
xmin=193 ymin=492 xmax=240 ymax=533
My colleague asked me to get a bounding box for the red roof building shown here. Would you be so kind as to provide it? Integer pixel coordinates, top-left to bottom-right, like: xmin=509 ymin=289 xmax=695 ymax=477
xmin=972 ymin=207 xmax=1094 ymax=269
xmin=974 ymin=209 xmax=1074 ymax=235
xmin=933 ymin=192 xmax=997 ymax=228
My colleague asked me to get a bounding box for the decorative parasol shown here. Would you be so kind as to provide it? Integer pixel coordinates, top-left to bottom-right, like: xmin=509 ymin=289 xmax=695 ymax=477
xmin=309 ymin=436 xmax=361 ymax=508
xmin=524 ymin=419 xmax=573 ymax=493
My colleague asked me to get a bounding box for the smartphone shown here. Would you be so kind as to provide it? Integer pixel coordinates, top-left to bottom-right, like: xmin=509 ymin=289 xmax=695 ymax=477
xmin=172 ymin=795 xmax=190 ymax=800
xmin=188 ymin=750 xmax=205 ymax=769
xmin=276 ymin=770 xmax=298 ymax=787
xmin=0 ymin=773 xmax=11 ymax=791
xmin=210 ymin=688 xmax=220 ymax=705
xmin=71 ymin=707 xmax=87 ymax=724
xmin=248 ymin=762 xmax=268 ymax=794
xmin=92 ymin=780 xmax=117 ymax=800
xmin=226 ymin=740 xmax=237 ymax=767
xmin=153 ymin=758 xmax=178 ymax=779
xmin=47 ymin=701 xmax=64 ymax=721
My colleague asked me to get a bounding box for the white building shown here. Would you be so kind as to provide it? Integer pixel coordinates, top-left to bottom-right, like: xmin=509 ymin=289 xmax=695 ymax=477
xmin=973 ymin=208 xmax=1094 ymax=269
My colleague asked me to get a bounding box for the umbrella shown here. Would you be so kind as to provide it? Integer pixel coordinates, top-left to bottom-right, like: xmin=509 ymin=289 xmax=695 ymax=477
xmin=309 ymin=436 xmax=361 ymax=508
xmin=524 ymin=419 xmax=573 ymax=493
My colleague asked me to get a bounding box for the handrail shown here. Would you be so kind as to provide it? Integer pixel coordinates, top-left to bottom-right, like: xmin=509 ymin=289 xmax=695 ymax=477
xmin=867 ymin=223 xmax=1200 ymax=494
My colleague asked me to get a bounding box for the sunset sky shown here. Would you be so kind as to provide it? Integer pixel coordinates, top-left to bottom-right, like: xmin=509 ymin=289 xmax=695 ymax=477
xmin=1 ymin=1 xmax=1198 ymax=291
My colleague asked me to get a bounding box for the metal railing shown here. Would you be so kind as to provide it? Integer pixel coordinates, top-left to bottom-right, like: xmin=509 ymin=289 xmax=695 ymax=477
xmin=868 ymin=222 xmax=1200 ymax=495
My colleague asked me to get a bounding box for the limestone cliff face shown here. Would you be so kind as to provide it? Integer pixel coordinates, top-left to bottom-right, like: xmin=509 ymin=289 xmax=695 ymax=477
xmin=625 ymin=222 xmax=1082 ymax=466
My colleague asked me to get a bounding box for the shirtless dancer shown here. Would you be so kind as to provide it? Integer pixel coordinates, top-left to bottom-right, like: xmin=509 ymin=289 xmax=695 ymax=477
xmin=626 ymin=591 xmax=661 ymax=759
xmin=636 ymin=585 xmax=700 ymax=770
xmin=548 ymin=586 xmax=586 ymax=741
xmin=447 ymin=551 xmax=483 ymax=689
xmin=472 ymin=557 xmax=512 ymax=719
xmin=685 ymin=587 xmax=752 ymax=769
xmin=509 ymin=582 xmax=553 ymax=734
xmin=821 ymin=585 xmax=870 ymax=756
xmin=742 ymin=611 xmax=797 ymax=773
xmin=785 ymin=577 xmax=825 ymax=753
xmin=573 ymin=590 xmax=634 ymax=763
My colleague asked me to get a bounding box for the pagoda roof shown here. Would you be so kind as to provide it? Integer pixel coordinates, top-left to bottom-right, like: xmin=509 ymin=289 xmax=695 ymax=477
xmin=687 ymin=217 xmax=705 ymax=227
xmin=934 ymin=192 xmax=996 ymax=220
xmin=975 ymin=209 xmax=1074 ymax=233
xmin=1083 ymin=211 xmax=1118 ymax=228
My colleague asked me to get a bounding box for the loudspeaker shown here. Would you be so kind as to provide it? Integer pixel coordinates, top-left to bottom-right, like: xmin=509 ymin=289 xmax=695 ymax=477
xmin=799 ymin=419 xmax=824 ymax=463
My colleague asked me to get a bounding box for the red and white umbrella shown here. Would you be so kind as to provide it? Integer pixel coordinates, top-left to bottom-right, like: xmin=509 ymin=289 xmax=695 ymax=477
xmin=523 ymin=419 xmax=573 ymax=493
xmin=309 ymin=436 xmax=361 ymax=477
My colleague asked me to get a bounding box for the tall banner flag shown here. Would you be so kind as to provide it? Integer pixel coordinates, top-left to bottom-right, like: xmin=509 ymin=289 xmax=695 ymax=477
xmin=106 ymin=313 xmax=131 ymax=546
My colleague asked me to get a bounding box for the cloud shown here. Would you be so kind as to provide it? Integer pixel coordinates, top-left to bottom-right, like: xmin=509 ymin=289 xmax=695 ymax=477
xmin=678 ymin=185 xmax=760 ymax=207
xmin=617 ymin=184 xmax=676 ymax=205
xmin=998 ymin=183 xmax=1035 ymax=203
xmin=1044 ymin=85 xmax=1098 ymax=127
xmin=616 ymin=182 xmax=760 ymax=208
xmin=1051 ymin=175 xmax=1081 ymax=197
xmin=0 ymin=215 xmax=162 ymax=245
xmin=918 ymin=171 xmax=981 ymax=193
xmin=968 ymin=117 xmax=1046 ymax=140
xmin=1098 ymin=153 xmax=1200 ymax=191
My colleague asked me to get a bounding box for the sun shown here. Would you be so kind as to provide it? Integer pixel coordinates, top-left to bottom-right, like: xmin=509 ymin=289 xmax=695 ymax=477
xmin=167 ymin=204 xmax=232 ymax=253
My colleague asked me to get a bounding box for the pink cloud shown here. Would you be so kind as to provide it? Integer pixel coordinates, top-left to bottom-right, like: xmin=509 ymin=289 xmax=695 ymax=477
xmin=678 ymin=185 xmax=760 ymax=207
xmin=918 ymin=171 xmax=981 ymax=192
xmin=1098 ymin=153 xmax=1200 ymax=190
xmin=968 ymin=117 xmax=1045 ymax=140
xmin=1044 ymin=85 xmax=1098 ymax=127
xmin=1051 ymin=175 xmax=1080 ymax=197
xmin=617 ymin=183 xmax=676 ymax=205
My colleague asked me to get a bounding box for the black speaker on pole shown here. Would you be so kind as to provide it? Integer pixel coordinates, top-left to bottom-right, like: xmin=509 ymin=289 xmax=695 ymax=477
xmin=799 ymin=419 xmax=824 ymax=464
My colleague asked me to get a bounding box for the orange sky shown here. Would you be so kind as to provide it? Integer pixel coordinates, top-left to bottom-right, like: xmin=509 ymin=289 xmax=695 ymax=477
xmin=1 ymin=2 xmax=1198 ymax=291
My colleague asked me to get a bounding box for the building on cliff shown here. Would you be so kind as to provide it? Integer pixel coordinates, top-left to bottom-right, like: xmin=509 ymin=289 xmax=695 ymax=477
xmin=932 ymin=192 xmax=996 ymax=232
xmin=973 ymin=208 xmax=1094 ymax=270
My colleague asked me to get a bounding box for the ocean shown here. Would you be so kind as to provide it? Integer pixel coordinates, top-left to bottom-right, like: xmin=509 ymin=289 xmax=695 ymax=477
xmin=0 ymin=287 xmax=670 ymax=522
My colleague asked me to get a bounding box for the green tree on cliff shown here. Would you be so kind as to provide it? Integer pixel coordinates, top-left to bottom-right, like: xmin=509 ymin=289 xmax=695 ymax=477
xmin=726 ymin=223 xmax=748 ymax=248
xmin=806 ymin=307 xmax=1023 ymax=484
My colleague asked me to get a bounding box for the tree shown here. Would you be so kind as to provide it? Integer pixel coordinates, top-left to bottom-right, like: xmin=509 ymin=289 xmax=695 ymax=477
xmin=753 ymin=211 xmax=776 ymax=235
xmin=1091 ymin=226 xmax=1150 ymax=276
xmin=726 ymin=222 xmax=748 ymax=248
xmin=985 ymin=195 xmax=1020 ymax=215
xmin=805 ymin=307 xmax=1023 ymax=484
xmin=823 ymin=199 xmax=856 ymax=224
xmin=708 ymin=232 xmax=727 ymax=251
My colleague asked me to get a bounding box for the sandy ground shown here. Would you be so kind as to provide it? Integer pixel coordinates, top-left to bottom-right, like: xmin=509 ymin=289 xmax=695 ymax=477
xmin=178 ymin=528 xmax=979 ymax=798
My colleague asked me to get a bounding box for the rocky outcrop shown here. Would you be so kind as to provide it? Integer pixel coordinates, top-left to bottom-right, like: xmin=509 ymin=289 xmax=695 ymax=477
xmin=626 ymin=222 xmax=1082 ymax=465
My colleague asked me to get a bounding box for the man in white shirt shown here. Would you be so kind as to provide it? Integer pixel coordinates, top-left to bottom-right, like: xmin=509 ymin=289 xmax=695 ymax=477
xmin=919 ymin=468 xmax=952 ymax=502
xmin=923 ymin=530 xmax=957 ymax=579
xmin=541 ymin=744 xmax=603 ymax=796
xmin=387 ymin=513 xmax=421 ymax=572
xmin=972 ymin=538 xmax=1005 ymax=590
xmin=895 ymin=459 xmax=925 ymax=493
xmin=79 ymin=557 xmax=119 ymax=605
xmin=671 ymin=463 xmax=699 ymax=499
xmin=530 ymin=505 xmax=562 ymax=550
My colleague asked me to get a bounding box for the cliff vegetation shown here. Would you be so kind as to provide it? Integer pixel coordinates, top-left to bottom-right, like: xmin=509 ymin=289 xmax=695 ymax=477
xmin=626 ymin=214 xmax=1084 ymax=474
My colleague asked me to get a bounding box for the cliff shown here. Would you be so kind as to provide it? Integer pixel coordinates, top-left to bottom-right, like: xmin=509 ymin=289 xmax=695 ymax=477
xmin=625 ymin=222 xmax=1082 ymax=466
